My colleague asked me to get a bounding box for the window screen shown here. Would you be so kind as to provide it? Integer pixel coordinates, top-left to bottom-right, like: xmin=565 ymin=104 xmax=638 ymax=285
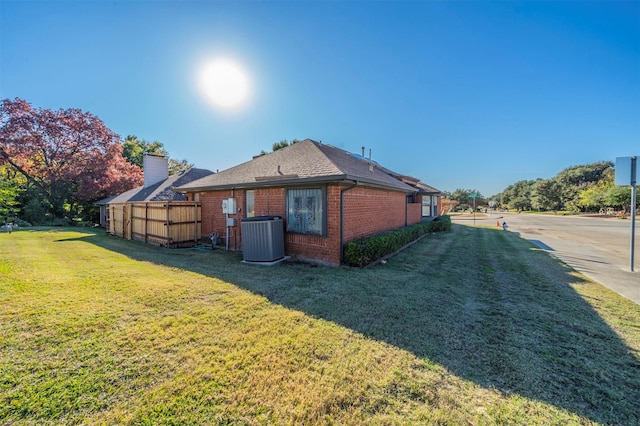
xmin=287 ymin=188 xmax=324 ymax=235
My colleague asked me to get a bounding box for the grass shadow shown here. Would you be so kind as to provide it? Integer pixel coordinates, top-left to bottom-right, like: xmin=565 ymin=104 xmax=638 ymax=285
xmin=62 ymin=226 xmax=640 ymax=424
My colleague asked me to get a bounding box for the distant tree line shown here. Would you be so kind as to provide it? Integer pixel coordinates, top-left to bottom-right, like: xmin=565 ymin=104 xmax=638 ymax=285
xmin=443 ymin=161 xmax=638 ymax=215
xmin=0 ymin=98 xmax=191 ymax=225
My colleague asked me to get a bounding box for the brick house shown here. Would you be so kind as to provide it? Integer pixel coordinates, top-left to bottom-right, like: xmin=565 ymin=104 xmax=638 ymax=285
xmin=176 ymin=139 xmax=441 ymax=266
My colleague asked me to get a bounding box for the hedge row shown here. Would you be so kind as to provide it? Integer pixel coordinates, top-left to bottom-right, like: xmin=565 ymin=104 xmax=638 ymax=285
xmin=343 ymin=215 xmax=452 ymax=267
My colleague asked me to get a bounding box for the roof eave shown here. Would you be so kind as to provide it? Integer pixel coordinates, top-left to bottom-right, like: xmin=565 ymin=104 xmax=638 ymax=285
xmin=176 ymin=174 xmax=415 ymax=193
xmin=417 ymin=189 xmax=442 ymax=195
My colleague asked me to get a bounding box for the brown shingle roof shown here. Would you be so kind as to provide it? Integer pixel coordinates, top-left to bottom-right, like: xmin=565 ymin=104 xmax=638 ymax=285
xmin=176 ymin=139 xmax=419 ymax=192
xmin=96 ymin=168 xmax=215 ymax=205
xmin=414 ymin=182 xmax=441 ymax=194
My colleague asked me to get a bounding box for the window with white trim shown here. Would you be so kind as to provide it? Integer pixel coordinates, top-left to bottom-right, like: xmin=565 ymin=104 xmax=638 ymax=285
xmin=422 ymin=195 xmax=432 ymax=217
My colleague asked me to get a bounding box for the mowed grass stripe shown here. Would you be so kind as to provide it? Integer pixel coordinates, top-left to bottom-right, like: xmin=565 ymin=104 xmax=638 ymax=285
xmin=1 ymin=227 xmax=639 ymax=425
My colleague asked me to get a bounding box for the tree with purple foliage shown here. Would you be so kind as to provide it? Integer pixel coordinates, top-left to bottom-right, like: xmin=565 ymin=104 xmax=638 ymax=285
xmin=0 ymin=98 xmax=143 ymax=221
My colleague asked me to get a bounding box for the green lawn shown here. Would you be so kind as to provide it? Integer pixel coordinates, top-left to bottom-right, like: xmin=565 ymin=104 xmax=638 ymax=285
xmin=1 ymin=225 xmax=638 ymax=425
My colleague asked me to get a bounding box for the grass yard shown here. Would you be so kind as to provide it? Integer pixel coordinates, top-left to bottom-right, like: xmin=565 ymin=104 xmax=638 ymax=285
xmin=1 ymin=225 xmax=639 ymax=425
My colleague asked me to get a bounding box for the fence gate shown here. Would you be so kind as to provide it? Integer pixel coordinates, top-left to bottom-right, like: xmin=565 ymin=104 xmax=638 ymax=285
xmin=108 ymin=204 xmax=128 ymax=239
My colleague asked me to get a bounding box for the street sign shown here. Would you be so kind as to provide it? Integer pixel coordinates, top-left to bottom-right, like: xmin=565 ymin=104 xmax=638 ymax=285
xmin=615 ymin=156 xmax=638 ymax=186
xmin=469 ymin=194 xmax=482 ymax=226
xmin=615 ymin=156 xmax=637 ymax=272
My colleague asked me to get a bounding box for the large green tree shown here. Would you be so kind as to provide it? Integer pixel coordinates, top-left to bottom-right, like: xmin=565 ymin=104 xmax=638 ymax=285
xmin=606 ymin=185 xmax=637 ymax=214
xmin=555 ymin=162 xmax=613 ymax=211
xmin=497 ymin=161 xmax=616 ymax=212
xmin=500 ymin=180 xmax=534 ymax=211
xmin=578 ymin=184 xmax=607 ymax=211
xmin=0 ymin=165 xmax=23 ymax=223
xmin=122 ymin=135 xmax=193 ymax=175
xmin=568 ymin=165 xmax=639 ymax=214
xmin=122 ymin=135 xmax=168 ymax=167
xmin=531 ymin=179 xmax=562 ymax=211
xmin=447 ymin=189 xmax=484 ymax=210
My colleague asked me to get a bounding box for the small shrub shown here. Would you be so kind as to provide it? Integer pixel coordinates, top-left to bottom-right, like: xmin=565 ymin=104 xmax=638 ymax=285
xmin=23 ymin=199 xmax=49 ymax=224
xmin=343 ymin=216 xmax=451 ymax=267
xmin=12 ymin=218 xmax=32 ymax=227
xmin=40 ymin=218 xmax=71 ymax=227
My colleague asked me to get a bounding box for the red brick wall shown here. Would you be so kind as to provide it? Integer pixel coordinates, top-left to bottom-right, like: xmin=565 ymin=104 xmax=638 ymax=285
xmin=197 ymin=184 xmax=416 ymax=266
xmin=198 ymin=188 xmax=286 ymax=251
xmin=253 ymin=188 xmax=286 ymax=217
xmin=200 ymin=190 xmax=235 ymax=248
xmin=342 ymin=187 xmax=409 ymax=243
xmin=407 ymin=201 xmax=422 ymax=225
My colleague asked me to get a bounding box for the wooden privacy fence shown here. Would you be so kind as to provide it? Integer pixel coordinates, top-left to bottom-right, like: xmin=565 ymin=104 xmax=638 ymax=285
xmin=107 ymin=201 xmax=202 ymax=248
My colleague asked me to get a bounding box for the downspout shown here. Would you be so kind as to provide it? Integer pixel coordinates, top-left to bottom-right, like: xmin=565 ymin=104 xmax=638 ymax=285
xmin=340 ymin=180 xmax=360 ymax=265
xmin=194 ymin=201 xmax=198 ymax=244
xmin=405 ymin=194 xmax=408 ymax=226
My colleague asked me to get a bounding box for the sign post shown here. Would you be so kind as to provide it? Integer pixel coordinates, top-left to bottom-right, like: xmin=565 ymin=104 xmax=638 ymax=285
xmin=469 ymin=193 xmax=481 ymax=226
xmin=631 ymin=158 xmax=637 ymax=272
xmin=615 ymin=156 xmax=638 ymax=272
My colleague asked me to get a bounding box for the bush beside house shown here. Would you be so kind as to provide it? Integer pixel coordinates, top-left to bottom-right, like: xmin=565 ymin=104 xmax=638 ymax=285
xmin=343 ymin=215 xmax=451 ymax=267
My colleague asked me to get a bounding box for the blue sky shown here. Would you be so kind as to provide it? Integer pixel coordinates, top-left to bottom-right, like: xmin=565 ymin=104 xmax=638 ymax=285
xmin=1 ymin=1 xmax=638 ymax=196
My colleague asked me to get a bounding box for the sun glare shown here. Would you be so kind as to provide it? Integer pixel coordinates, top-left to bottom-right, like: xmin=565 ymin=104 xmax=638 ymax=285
xmin=199 ymin=58 xmax=250 ymax=109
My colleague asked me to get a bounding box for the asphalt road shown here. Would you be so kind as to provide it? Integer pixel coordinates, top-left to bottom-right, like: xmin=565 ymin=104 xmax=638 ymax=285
xmin=451 ymin=212 xmax=640 ymax=305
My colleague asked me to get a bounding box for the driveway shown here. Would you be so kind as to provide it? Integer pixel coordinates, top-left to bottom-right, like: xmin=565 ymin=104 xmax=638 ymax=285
xmin=451 ymin=212 xmax=640 ymax=305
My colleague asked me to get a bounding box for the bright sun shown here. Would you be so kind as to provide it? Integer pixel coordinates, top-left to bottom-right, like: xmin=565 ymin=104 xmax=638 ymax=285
xmin=199 ymin=58 xmax=250 ymax=109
